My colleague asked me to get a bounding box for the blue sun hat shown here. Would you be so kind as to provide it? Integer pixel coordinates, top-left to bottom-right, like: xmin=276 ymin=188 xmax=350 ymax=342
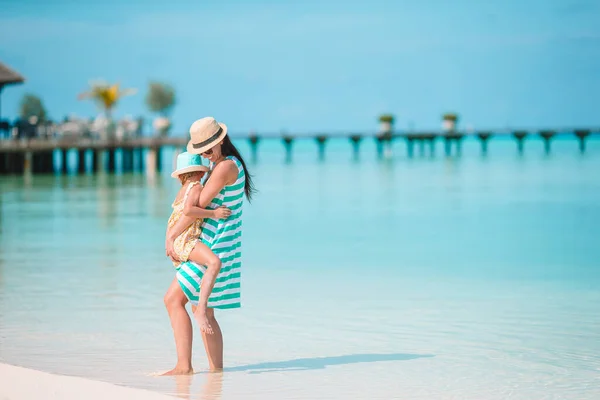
xmin=171 ymin=151 xmax=209 ymax=178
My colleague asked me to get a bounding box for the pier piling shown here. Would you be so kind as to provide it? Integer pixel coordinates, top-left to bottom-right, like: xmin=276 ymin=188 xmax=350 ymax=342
xmin=31 ymin=152 xmax=40 ymax=174
xmin=282 ymin=135 xmax=294 ymax=163
xmin=0 ymin=152 xmax=6 ymax=174
xmin=349 ymin=135 xmax=362 ymax=160
xmin=77 ymin=149 xmax=86 ymax=174
xmin=418 ymin=138 xmax=425 ymax=156
xmin=60 ymin=149 xmax=69 ymax=174
xmin=91 ymin=150 xmax=99 ymax=173
xmin=122 ymin=148 xmax=134 ymax=172
xmin=443 ymin=136 xmax=452 ymax=157
xmin=513 ymin=131 xmax=528 ymax=154
xmin=575 ymin=130 xmax=590 ymax=153
xmin=106 ymin=148 xmax=116 ymax=173
xmin=134 ymin=148 xmax=142 ymax=172
xmin=443 ymin=134 xmax=464 ymax=157
xmin=539 ymin=130 xmax=555 ymax=154
xmin=248 ymin=134 xmax=260 ymax=163
xmin=406 ymin=137 xmax=415 ymax=158
xmin=155 ymin=147 xmax=162 ymax=172
xmin=477 ymin=132 xmax=492 ymax=155
xmin=5 ymin=152 xmax=25 ymax=174
xmin=32 ymin=151 xmax=53 ymax=174
xmin=315 ymin=135 xmax=328 ymax=161
xmin=425 ymin=134 xmax=436 ymax=156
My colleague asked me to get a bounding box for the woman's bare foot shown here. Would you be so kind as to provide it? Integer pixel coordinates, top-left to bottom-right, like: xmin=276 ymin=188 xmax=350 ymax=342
xmin=194 ymin=307 xmax=214 ymax=334
xmin=161 ymin=367 xmax=194 ymax=376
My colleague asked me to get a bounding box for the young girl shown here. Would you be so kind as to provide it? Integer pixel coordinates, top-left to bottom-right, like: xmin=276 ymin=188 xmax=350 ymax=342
xmin=167 ymin=152 xmax=231 ymax=333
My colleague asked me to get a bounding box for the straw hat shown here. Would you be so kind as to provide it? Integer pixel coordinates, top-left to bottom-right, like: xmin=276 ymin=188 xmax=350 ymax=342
xmin=171 ymin=152 xmax=209 ymax=178
xmin=187 ymin=117 xmax=228 ymax=154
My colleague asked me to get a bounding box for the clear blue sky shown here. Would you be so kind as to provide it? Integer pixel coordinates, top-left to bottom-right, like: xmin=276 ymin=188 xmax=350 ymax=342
xmin=1 ymin=0 xmax=599 ymax=134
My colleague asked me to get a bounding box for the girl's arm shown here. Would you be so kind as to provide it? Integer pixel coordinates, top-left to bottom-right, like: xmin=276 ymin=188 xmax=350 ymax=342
xmin=165 ymin=185 xmax=204 ymax=261
xmin=167 ymin=185 xmax=213 ymax=241
xmin=165 ymin=162 xmax=238 ymax=262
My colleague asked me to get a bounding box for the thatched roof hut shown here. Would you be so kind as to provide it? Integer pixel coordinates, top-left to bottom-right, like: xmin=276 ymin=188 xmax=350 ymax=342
xmin=0 ymin=61 xmax=24 ymax=86
xmin=0 ymin=61 xmax=25 ymax=121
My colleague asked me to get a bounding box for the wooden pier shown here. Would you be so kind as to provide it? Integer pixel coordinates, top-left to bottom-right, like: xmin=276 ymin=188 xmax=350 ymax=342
xmin=0 ymin=129 xmax=597 ymax=175
xmin=240 ymin=129 xmax=598 ymax=161
xmin=0 ymin=136 xmax=183 ymax=175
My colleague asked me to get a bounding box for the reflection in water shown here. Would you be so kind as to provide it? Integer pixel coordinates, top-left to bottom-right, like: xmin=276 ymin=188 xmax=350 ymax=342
xmin=174 ymin=375 xmax=192 ymax=400
xmin=199 ymin=372 xmax=223 ymax=400
xmin=96 ymin=173 xmax=117 ymax=228
xmin=173 ymin=372 xmax=223 ymax=400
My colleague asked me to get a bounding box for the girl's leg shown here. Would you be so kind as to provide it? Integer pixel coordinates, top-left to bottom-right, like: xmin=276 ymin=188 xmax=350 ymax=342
xmin=186 ymin=242 xmax=222 ymax=335
xmin=162 ymin=278 xmax=194 ymax=375
xmin=191 ymin=306 xmax=224 ymax=371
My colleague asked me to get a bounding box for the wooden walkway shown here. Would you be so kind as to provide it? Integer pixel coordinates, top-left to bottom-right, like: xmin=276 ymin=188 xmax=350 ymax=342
xmin=0 ymin=129 xmax=598 ymax=175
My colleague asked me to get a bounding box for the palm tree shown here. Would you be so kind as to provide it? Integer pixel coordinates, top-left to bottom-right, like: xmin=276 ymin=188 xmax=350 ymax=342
xmin=145 ymin=81 xmax=176 ymax=136
xmin=78 ymin=81 xmax=136 ymax=139
xmin=78 ymin=81 xmax=136 ymax=116
xmin=19 ymin=94 xmax=47 ymax=124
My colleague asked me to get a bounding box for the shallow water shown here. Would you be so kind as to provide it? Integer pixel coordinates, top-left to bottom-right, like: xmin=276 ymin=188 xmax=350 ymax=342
xmin=1 ymin=136 xmax=600 ymax=399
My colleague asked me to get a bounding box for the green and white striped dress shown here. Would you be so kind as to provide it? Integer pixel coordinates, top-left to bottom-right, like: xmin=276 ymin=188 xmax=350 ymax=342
xmin=176 ymin=156 xmax=244 ymax=309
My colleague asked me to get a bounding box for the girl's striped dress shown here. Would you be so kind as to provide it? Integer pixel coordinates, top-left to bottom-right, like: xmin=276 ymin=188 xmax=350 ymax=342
xmin=176 ymin=156 xmax=244 ymax=309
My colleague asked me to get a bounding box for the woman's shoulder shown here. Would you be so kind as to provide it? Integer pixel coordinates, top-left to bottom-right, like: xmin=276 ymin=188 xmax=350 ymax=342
xmin=208 ymin=159 xmax=238 ymax=187
xmin=213 ymin=158 xmax=239 ymax=175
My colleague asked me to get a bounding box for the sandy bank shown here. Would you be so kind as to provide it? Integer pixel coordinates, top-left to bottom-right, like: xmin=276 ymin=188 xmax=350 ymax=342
xmin=0 ymin=363 xmax=174 ymax=400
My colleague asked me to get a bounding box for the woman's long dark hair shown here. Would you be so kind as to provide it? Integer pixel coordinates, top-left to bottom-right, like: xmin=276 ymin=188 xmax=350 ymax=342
xmin=221 ymin=135 xmax=256 ymax=202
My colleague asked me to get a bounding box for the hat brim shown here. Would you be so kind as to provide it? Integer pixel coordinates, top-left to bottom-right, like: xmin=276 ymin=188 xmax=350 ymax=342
xmin=171 ymin=165 xmax=209 ymax=178
xmin=187 ymin=122 xmax=228 ymax=154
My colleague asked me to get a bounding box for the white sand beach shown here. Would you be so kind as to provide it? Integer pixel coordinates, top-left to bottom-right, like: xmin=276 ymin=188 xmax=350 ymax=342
xmin=0 ymin=363 xmax=174 ymax=400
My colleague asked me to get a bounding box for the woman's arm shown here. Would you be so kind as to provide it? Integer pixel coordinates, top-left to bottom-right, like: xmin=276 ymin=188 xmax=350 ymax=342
xmin=183 ymin=160 xmax=238 ymax=219
xmin=182 ymin=177 xmax=233 ymax=219
xmin=182 ymin=185 xmax=219 ymax=219
xmin=198 ymin=160 xmax=239 ymax=207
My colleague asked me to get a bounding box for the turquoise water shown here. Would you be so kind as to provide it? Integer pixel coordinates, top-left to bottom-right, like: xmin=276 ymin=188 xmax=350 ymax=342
xmin=1 ymin=136 xmax=600 ymax=399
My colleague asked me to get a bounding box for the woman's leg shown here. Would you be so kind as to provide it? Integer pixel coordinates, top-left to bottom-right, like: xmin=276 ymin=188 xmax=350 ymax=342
xmin=162 ymin=278 xmax=194 ymax=375
xmin=192 ymin=306 xmax=224 ymax=371
xmin=185 ymin=242 xmax=224 ymax=370
xmin=186 ymin=242 xmax=222 ymax=335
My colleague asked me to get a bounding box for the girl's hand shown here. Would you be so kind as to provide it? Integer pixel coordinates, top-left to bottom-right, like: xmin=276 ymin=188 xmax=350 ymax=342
xmin=165 ymin=236 xmax=179 ymax=262
xmin=213 ymin=207 xmax=231 ymax=220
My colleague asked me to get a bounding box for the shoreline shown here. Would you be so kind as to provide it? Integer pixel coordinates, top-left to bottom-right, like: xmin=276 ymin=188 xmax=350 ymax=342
xmin=0 ymin=363 xmax=174 ymax=400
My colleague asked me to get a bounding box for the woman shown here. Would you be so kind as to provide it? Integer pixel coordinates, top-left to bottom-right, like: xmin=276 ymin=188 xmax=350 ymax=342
xmin=163 ymin=116 xmax=255 ymax=375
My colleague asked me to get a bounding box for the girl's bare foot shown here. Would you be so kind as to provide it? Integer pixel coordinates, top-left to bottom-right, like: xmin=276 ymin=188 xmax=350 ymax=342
xmin=194 ymin=307 xmax=214 ymax=335
xmin=160 ymin=367 xmax=194 ymax=376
